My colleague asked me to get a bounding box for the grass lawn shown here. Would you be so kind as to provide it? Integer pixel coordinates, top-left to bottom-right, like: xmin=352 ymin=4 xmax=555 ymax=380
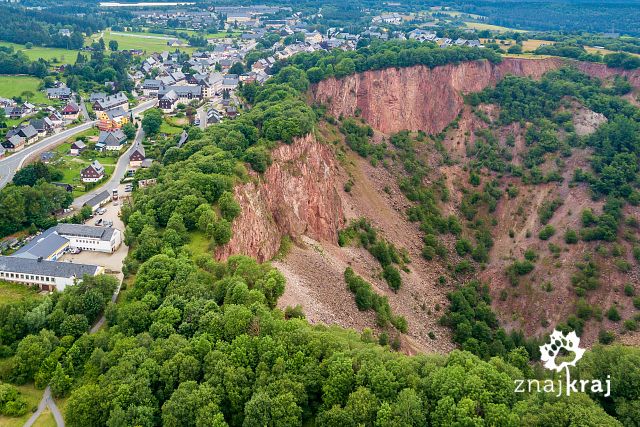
xmin=57 ymin=156 xmax=116 ymax=196
xmin=0 ymin=280 xmax=41 ymax=306
xmin=0 ymin=41 xmax=80 ymax=63
xmin=0 ymin=383 xmax=44 ymax=427
xmin=32 ymin=408 xmax=56 ymax=427
xmin=87 ymin=30 xmax=196 ymax=54
xmin=160 ymin=120 xmax=184 ymax=135
xmin=0 ymin=75 xmax=50 ymax=104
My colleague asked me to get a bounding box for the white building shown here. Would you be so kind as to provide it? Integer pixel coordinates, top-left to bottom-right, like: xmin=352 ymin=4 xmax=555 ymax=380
xmin=55 ymin=224 xmax=122 ymax=253
xmin=0 ymin=256 xmax=103 ymax=292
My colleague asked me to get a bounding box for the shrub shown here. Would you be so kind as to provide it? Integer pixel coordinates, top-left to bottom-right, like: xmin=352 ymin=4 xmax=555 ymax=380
xmin=606 ymin=306 xmax=621 ymax=322
xmin=598 ymin=330 xmax=615 ymax=344
xmin=538 ymin=225 xmax=556 ymax=240
xmin=624 ymin=283 xmax=635 ymax=297
xmin=564 ymin=229 xmax=579 ymax=244
xmin=382 ymin=265 xmax=402 ymax=291
xmin=623 ymin=319 xmax=638 ymax=332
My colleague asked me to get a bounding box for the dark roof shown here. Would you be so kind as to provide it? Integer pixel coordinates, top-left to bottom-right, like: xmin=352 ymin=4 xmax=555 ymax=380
xmin=98 ymin=130 xmax=127 ymax=145
xmin=55 ymin=224 xmax=116 ymax=241
xmin=12 ymin=228 xmax=68 ymax=259
xmin=0 ymin=255 xmax=99 ymax=278
xmin=84 ymin=190 xmax=111 ymax=208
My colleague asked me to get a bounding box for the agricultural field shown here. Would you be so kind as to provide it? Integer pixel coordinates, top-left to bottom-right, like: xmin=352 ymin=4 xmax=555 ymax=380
xmin=0 ymin=75 xmax=50 ymax=104
xmin=463 ymin=21 xmax=528 ymax=33
xmin=522 ymin=39 xmax=555 ymax=51
xmin=0 ymin=41 xmax=80 ymax=63
xmin=87 ymin=30 xmax=196 ymax=54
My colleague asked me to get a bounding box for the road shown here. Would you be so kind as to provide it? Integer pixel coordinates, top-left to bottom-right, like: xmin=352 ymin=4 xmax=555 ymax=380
xmin=197 ymin=105 xmax=207 ymax=130
xmin=73 ymin=124 xmax=146 ymax=208
xmin=24 ymin=386 xmax=64 ymax=427
xmin=0 ymin=99 xmax=157 ymax=190
xmin=0 ymin=122 xmax=95 ymax=188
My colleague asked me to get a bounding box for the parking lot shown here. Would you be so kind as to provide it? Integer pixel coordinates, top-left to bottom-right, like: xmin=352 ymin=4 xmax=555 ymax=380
xmin=60 ymin=200 xmax=128 ymax=276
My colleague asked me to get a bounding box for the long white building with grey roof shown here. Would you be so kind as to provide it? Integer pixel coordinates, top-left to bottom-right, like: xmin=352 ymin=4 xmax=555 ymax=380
xmin=0 ymin=256 xmax=103 ymax=291
xmin=12 ymin=224 xmax=122 ymax=261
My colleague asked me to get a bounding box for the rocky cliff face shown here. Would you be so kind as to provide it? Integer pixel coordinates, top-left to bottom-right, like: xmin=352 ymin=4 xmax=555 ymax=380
xmin=312 ymin=57 xmax=640 ymax=135
xmin=216 ymin=134 xmax=344 ymax=262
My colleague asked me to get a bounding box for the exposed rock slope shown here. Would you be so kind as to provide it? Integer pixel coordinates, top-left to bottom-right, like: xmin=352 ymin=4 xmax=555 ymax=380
xmin=312 ymin=57 xmax=640 ymax=135
xmin=216 ymin=134 xmax=344 ymax=262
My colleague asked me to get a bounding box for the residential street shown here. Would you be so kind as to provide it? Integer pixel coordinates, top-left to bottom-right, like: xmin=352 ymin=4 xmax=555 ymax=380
xmin=0 ymin=99 xmax=156 ymax=189
xmin=72 ymin=124 xmax=146 ymax=208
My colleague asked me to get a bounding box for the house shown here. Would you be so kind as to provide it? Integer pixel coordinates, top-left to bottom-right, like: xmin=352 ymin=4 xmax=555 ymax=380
xmin=70 ymin=140 xmax=87 ymax=156
xmin=8 ymin=125 xmax=38 ymax=145
xmin=89 ymin=92 xmax=107 ymax=103
xmin=93 ymin=92 xmax=129 ymax=112
xmin=159 ymin=90 xmax=178 ymax=113
xmin=129 ymin=143 xmax=146 ymax=167
xmin=46 ymin=87 xmax=72 ymax=100
xmin=61 ymin=102 xmax=80 ymax=120
xmin=83 ymin=190 xmax=111 ymax=212
xmin=96 ymin=129 xmax=127 ymax=151
xmin=177 ymin=130 xmax=188 ymax=148
xmin=30 ymin=118 xmax=55 ymax=136
xmin=0 ymin=255 xmax=103 ymax=292
xmin=142 ymin=79 xmax=162 ymax=97
xmin=58 ymin=29 xmax=71 ymax=37
xmin=2 ymin=135 xmax=25 ymax=152
xmin=80 ymin=160 xmax=105 ymax=182
xmin=158 ymin=85 xmax=203 ymax=103
xmin=97 ymin=107 xmax=129 ymax=131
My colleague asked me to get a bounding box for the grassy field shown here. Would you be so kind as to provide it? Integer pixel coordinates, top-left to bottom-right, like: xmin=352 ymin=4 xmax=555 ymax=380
xmin=0 ymin=383 xmax=43 ymax=427
xmin=186 ymin=231 xmax=213 ymax=255
xmin=0 ymin=75 xmax=50 ymax=104
xmin=0 ymin=280 xmax=41 ymax=305
xmin=0 ymin=41 xmax=80 ymax=63
xmin=463 ymin=21 xmax=528 ymax=33
xmin=160 ymin=120 xmax=184 ymax=135
xmin=522 ymin=39 xmax=555 ymax=52
xmin=87 ymin=30 xmax=196 ymax=54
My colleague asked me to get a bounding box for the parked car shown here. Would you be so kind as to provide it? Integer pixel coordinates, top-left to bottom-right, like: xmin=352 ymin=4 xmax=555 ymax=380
xmin=95 ymin=218 xmax=103 ymax=226
xmin=97 ymin=208 xmax=107 ymax=215
xmin=68 ymin=247 xmax=81 ymax=254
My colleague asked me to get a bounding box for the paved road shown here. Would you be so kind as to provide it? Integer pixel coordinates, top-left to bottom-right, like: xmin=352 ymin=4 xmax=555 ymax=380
xmin=24 ymin=386 xmax=64 ymax=427
xmin=73 ymin=124 xmax=146 ymax=208
xmin=0 ymin=100 xmax=156 ymax=190
xmin=0 ymin=122 xmax=95 ymax=188
xmin=197 ymin=105 xmax=207 ymax=130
